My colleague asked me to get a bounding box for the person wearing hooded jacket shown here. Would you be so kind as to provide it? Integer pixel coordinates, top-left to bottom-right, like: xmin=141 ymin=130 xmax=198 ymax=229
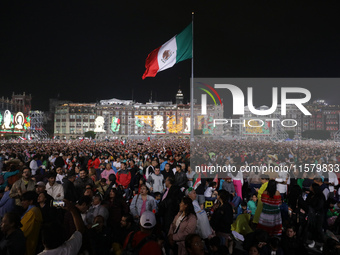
xmin=146 ymin=166 xmax=165 ymax=194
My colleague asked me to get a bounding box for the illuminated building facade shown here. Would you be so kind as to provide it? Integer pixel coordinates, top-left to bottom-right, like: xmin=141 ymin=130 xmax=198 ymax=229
xmin=54 ymin=98 xmax=224 ymax=139
xmin=54 ymin=103 xmax=96 ymax=137
xmin=0 ymin=93 xmax=32 ymax=136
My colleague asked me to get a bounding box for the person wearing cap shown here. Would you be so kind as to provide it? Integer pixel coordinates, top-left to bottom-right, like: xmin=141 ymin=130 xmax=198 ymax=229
xmin=122 ymin=211 xmax=162 ymax=255
xmin=35 ymin=181 xmax=53 ymax=204
xmin=0 ymin=212 xmax=26 ymax=255
xmin=10 ymin=167 xmax=36 ymax=206
xmin=46 ymin=172 xmax=64 ymax=200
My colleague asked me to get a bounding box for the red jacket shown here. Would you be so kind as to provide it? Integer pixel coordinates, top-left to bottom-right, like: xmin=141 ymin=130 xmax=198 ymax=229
xmin=116 ymin=170 xmax=131 ymax=189
xmin=88 ymin=158 xmax=100 ymax=170
xmin=123 ymin=231 xmax=162 ymax=255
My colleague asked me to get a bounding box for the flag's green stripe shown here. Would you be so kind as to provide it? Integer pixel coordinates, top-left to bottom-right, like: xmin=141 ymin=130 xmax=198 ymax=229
xmin=176 ymin=23 xmax=192 ymax=63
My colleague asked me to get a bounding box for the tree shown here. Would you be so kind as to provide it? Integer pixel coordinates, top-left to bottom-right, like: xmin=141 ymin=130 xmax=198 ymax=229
xmin=302 ymin=130 xmax=330 ymax=140
xmin=286 ymin=130 xmax=295 ymax=139
xmin=84 ymin=131 xmax=96 ymax=139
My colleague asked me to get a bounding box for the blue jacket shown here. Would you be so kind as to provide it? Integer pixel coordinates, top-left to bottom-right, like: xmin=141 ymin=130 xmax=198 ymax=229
xmin=160 ymin=161 xmax=168 ymax=171
xmin=0 ymin=190 xmax=15 ymax=218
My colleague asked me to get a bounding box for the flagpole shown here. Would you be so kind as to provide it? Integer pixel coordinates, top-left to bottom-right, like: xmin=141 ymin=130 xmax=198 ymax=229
xmin=190 ymin=12 xmax=194 ymax=142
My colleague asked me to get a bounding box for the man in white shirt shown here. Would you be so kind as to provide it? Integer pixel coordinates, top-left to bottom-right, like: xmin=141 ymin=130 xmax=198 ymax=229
xmin=38 ymin=199 xmax=84 ymax=255
xmin=46 ymin=172 xmax=64 ymax=200
xmin=112 ymin=157 xmax=121 ymax=169
xmin=275 ymin=169 xmax=290 ymax=200
xmin=29 ymin=155 xmax=39 ymax=176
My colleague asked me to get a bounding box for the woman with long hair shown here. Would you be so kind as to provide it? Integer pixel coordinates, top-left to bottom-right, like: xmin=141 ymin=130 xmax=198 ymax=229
xmin=106 ymin=187 xmax=129 ymax=231
xmin=210 ymin=189 xmax=234 ymax=254
xmin=88 ymin=167 xmax=97 ymax=182
xmin=168 ymin=196 xmax=197 ymax=255
xmin=37 ymin=191 xmax=56 ymax=225
xmin=257 ymin=180 xmax=282 ymax=236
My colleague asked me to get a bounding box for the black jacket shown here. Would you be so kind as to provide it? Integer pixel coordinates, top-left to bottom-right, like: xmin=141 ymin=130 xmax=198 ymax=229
xmin=161 ymin=169 xmax=174 ymax=181
xmin=62 ymin=178 xmax=79 ymax=202
xmin=54 ymin=156 xmax=64 ymax=169
xmin=74 ymin=177 xmax=94 ymax=197
xmin=158 ymin=185 xmax=182 ymax=233
xmin=210 ymin=202 xmax=233 ymax=234
xmin=174 ymin=171 xmax=187 ymax=188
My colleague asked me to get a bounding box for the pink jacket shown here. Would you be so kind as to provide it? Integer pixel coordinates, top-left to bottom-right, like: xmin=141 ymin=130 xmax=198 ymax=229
xmin=101 ymin=169 xmax=115 ymax=184
xmin=168 ymin=212 xmax=197 ymax=255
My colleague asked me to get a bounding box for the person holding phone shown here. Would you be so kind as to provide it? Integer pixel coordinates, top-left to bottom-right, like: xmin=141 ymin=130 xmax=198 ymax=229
xmin=38 ymin=199 xmax=85 ymax=254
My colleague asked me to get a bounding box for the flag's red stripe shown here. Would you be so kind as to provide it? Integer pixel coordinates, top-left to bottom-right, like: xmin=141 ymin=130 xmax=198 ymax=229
xmin=142 ymin=46 xmax=161 ymax=79
xmin=203 ymin=83 xmax=223 ymax=105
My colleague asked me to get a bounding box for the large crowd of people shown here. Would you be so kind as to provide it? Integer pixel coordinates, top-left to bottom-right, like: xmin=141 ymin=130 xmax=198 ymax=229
xmin=0 ymin=139 xmax=340 ymax=255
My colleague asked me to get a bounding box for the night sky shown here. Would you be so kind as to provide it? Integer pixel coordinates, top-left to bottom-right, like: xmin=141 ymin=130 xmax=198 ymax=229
xmin=1 ymin=1 xmax=340 ymax=111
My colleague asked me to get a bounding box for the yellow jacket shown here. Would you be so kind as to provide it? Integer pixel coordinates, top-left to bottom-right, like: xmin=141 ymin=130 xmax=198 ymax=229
xmin=253 ymin=181 xmax=268 ymax=224
xmin=21 ymin=206 xmax=43 ymax=255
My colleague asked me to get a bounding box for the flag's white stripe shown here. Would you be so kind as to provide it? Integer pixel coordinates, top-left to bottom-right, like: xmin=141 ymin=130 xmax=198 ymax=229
xmin=157 ymin=36 xmax=177 ymax=73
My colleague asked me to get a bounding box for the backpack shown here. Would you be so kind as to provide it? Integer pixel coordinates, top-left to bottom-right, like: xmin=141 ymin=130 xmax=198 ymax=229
xmin=121 ymin=231 xmax=155 ymax=255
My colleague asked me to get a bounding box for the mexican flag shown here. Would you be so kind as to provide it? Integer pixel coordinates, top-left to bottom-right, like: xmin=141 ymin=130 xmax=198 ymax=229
xmin=193 ymin=172 xmax=201 ymax=190
xmin=142 ymin=23 xmax=192 ymax=79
